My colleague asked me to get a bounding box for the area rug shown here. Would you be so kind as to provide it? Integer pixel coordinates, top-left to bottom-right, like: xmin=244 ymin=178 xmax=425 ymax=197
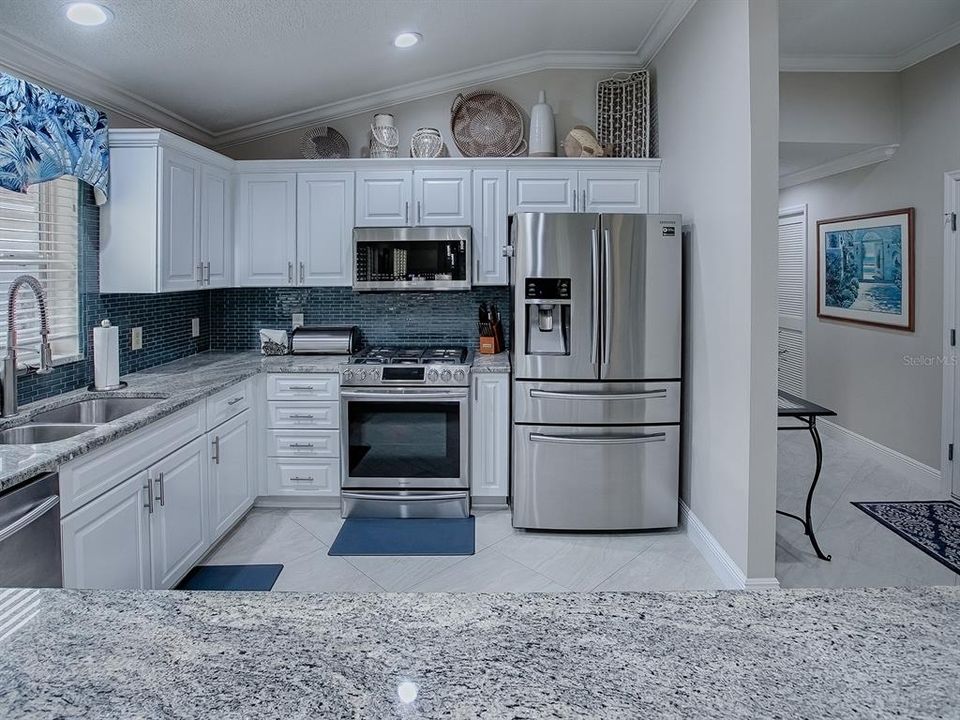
xmin=328 ymin=517 xmax=475 ymax=556
xmin=852 ymin=501 xmax=960 ymax=575
xmin=176 ymin=564 xmax=284 ymax=591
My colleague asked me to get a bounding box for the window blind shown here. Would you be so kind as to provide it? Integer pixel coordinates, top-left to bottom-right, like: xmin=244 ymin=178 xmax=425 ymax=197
xmin=777 ymin=210 xmax=806 ymax=396
xmin=0 ymin=177 xmax=80 ymax=366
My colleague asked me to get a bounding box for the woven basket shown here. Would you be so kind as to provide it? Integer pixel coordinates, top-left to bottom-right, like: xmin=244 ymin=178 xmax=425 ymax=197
xmin=596 ymin=71 xmax=650 ymax=158
xmin=299 ymin=126 xmax=350 ymax=159
xmin=450 ymin=90 xmax=526 ymax=157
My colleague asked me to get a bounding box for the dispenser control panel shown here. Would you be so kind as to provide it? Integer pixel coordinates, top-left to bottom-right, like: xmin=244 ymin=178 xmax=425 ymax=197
xmin=524 ymin=278 xmax=571 ymax=301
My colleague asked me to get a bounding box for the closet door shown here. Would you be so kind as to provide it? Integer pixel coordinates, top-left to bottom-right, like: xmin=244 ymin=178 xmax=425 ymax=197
xmin=777 ymin=206 xmax=807 ymax=396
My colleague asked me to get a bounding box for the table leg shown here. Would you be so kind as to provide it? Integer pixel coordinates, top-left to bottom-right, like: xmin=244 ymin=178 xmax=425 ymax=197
xmin=803 ymin=421 xmax=831 ymax=561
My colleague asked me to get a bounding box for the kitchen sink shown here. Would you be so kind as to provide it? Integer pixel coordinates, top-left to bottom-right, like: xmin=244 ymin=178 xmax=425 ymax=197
xmin=0 ymin=424 xmax=98 ymax=444
xmin=29 ymin=397 xmax=161 ymax=425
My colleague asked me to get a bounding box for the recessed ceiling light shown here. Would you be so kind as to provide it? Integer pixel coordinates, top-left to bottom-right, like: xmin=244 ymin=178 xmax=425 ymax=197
xmin=65 ymin=2 xmax=113 ymax=26
xmin=393 ymin=32 xmax=422 ymax=48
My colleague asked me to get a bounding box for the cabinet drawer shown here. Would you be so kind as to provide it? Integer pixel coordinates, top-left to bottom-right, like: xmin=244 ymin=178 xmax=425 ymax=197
xmin=513 ymin=380 xmax=681 ymax=425
xmin=267 ymin=373 xmax=339 ymax=401
xmin=266 ymin=429 xmax=340 ymax=457
xmin=60 ymin=403 xmax=205 ymax=517
xmin=266 ymin=457 xmax=340 ymax=496
xmin=267 ymin=401 xmax=339 ymax=429
xmin=207 ymin=379 xmax=251 ymax=429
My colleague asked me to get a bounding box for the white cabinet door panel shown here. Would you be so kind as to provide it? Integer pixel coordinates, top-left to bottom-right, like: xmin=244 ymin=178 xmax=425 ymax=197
xmin=470 ymin=373 xmax=510 ymax=497
xmin=159 ymin=150 xmax=201 ymax=291
xmin=356 ymin=171 xmax=412 ymax=226
xmin=236 ymin=173 xmax=297 ymax=286
xmin=268 ymin=402 xmax=339 ymax=429
xmin=508 ymin=170 xmax=577 ymax=213
xmin=201 ymin=165 xmax=232 ymax=287
xmin=266 ymin=374 xmax=339 ymax=401
xmin=415 ymin=169 xmax=471 ymax=225
xmin=266 ymin=429 xmax=340 ymax=457
xmin=266 ymin=457 xmax=340 ymax=496
xmin=472 ymin=169 xmax=508 ymax=285
xmin=209 ymin=410 xmax=254 ymax=542
xmin=580 ymin=170 xmax=649 ymax=213
xmin=297 ymin=172 xmax=355 ymax=286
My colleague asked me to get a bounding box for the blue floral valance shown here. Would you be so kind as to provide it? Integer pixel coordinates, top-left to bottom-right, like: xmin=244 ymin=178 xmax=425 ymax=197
xmin=0 ymin=72 xmax=110 ymax=205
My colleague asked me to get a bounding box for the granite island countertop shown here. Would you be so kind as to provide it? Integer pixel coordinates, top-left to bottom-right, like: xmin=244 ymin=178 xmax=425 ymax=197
xmin=0 ymin=586 xmax=957 ymax=719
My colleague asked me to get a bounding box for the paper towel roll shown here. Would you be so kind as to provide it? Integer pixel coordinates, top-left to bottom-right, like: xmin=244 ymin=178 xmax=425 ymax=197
xmin=94 ymin=319 xmax=120 ymax=390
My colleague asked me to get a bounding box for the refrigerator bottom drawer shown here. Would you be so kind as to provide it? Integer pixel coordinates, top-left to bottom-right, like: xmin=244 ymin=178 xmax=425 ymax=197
xmin=341 ymin=490 xmax=470 ymax=519
xmin=512 ymin=424 xmax=679 ymax=530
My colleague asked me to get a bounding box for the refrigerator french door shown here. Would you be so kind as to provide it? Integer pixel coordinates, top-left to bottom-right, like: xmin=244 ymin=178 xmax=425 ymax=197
xmin=511 ymin=212 xmax=682 ymax=530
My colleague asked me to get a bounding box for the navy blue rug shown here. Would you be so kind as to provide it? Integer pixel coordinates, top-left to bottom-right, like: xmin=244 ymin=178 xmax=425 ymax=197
xmin=176 ymin=564 xmax=284 ymax=591
xmin=853 ymin=501 xmax=960 ymax=575
xmin=328 ymin=517 xmax=476 ymax=556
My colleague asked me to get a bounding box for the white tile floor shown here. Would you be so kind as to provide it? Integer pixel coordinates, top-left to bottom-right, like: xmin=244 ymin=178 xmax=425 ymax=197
xmin=203 ymin=424 xmax=958 ymax=593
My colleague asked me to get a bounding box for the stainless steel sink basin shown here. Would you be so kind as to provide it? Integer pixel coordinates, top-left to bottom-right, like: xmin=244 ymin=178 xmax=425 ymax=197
xmin=0 ymin=423 xmax=98 ymax=444
xmin=29 ymin=397 xmax=160 ymax=425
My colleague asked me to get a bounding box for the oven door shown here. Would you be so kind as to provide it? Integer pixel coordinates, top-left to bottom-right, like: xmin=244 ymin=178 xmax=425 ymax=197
xmin=341 ymin=387 xmax=469 ymax=490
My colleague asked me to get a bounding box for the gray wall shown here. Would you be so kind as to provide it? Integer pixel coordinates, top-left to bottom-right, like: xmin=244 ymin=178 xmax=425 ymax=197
xmin=650 ymin=0 xmax=780 ymax=580
xmin=222 ymin=69 xmax=616 ymax=160
xmin=779 ymin=43 xmax=960 ymax=469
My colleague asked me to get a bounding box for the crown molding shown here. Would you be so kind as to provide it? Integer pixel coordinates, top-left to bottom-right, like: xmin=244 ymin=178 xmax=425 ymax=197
xmin=0 ymin=30 xmax=215 ymax=145
xmin=635 ymin=0 xmax=697 ymax=66
xmin=781 ymin=19 xmax=960 ymax=72
xmin=779 ymin=144 xmax=899 ymax=189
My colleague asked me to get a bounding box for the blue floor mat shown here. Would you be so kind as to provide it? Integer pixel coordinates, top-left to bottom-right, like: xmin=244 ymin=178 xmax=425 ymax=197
xmin=853 ymin=501 xmax=960 ymax=575
xmin=328 ymin=517 xmax=475 ymax=556
xmin=176 ymin=564 xmax=284 ymax=591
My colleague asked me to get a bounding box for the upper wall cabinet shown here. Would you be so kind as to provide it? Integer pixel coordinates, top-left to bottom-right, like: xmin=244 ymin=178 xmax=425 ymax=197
xmin=508 ymin=170 xmax=578 ymax=213
xmin=356 ymin=169 xmax=471 ymax=227
xmin=472 ymin=169 xmax=508 ymax=285
xmin=508 ymin=167 xmax=660 ymax=215
xmin=235 ymin=173 xmax=298 ymax=286
xmin=579 ymin=170 xmax=651 ymax=213
xmin=297 ymin=173 xmax=355 ymax=286
xmin=100 ymin=130 xmax=235 ymax=293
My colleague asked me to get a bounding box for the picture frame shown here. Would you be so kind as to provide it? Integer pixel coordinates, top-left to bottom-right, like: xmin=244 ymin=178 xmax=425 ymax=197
xmin=816 ymin=208 xmax=915 ymax=331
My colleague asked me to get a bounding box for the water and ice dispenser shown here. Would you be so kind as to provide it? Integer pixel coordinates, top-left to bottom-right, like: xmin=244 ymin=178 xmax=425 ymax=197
xmin=524 ymin=278 xmax=571 ymax=356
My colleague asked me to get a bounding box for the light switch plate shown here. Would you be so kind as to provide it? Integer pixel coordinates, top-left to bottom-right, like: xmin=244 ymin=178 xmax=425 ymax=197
xmin=131 ymin=327 xmax=143 ymax=350
xmin=191 ymin=318 xmax=200 ymax=337
xmin=292 ymin=313 xmax=304 ymax=329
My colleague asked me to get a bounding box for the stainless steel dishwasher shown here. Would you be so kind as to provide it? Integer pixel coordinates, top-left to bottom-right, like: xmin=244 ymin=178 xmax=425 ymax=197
xmin=0 ymin=472 xmax=61 ymax=588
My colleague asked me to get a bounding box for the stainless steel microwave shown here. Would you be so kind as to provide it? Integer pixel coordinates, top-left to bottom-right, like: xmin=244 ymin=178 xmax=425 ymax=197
xmin=352 ymin=226 xmax=472 ymax=291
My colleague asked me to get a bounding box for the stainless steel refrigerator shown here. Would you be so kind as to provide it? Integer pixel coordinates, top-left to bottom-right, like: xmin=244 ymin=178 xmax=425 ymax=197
xmin=510 ymin=212 xmax=682 ymax=530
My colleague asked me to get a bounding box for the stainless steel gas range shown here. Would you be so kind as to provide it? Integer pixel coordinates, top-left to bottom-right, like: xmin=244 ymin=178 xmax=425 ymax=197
xmin=339 ymin=346 xmax=472 ymax=518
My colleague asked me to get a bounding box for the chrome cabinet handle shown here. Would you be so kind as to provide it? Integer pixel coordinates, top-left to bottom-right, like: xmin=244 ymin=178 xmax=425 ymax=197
xmin=582 ymin=189 xmax=587 ymax=211
xmin=475 ymin=258 xmax=481 ymax=281
xmin=287 ymin=261 xmax=293 ymax=284
xmin=212 ymin=436 xmax=220 ymax=464
xmin=530 ymin=432 xmax=666 ymax=445
xmin=603 ymin=228 xmax=613 ymax=370
xmin=288 ymin=385 xmax=316 ymax=391
xmin=288 ymin=442 xmax=315 ymax=449
xmin=196 ymin=263 xmax=203 ymax=284
xmin=529 ymin=389 xmax=668 ymax=401
xmin=226 ymin=396 xmax=244 ymax=406
xmin=143 ymin=478 xmax=154 ymax=514
xmin=0 ymin=495 xmax=59 ymax=542
xmin=417 ymin=200 xmax=422 ymax=225
xmin=299 ymin=261 xmax=305 ymax=284
xmin=405 ymin=200 xmax=410 ymax=225
xmin=290 ymin=476 xmax=315 ymax=483
xmin=203 ymin=262 xmax=211 ymax=283
xmin=591 ymin=228 xmax=600 ymax=367
xmin=288 ymin=414 xmax=315 ymax=419
xmin=573 ymin=188 xmax=577 ymax=212
xmin=155 ymin=471 xmax=165 ymax=507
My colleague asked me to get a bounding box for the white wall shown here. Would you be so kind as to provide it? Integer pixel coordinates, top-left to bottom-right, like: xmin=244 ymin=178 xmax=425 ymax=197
xmin=779 ymin=44 xmax=960 ymax=469
xmin=222 ymin=69 xmax=615 ymax=160
xmin=650 ymin=0 xmax=779 ymax=580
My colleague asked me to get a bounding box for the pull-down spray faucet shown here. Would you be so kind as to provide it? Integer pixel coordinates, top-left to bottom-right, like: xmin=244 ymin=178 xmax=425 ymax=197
xmin=2 ymin=275 xmax=54 ymax=417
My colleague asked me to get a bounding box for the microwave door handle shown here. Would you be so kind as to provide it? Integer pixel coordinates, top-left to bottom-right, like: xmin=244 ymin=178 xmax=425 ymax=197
xmin=591 ymin=227 xmax=601 ymax=371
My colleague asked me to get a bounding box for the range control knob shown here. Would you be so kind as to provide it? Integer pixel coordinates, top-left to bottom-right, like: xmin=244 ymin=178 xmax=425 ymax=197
xmin=427 ymin=369 xmax=440 ymax=383
xmin=342 ymin=370 xmax=354 ymax=382
xmin=370 ymin=369 xmax=380 ymax=381
xmin=453 ymin=369 xmax=466 ymax=383
xmin=358 ymin=369 xmax=367 ymax=381
xmin=440 ymin=369 xmax=453 ymax=383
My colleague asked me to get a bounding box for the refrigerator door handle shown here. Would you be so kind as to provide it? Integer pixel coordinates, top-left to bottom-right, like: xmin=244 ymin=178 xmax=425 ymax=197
xmin=591 ymin=227 xmax=601 ymax=370
xmin=529 ymin=388 xmax=668 ymax=401
xmin=529 ymin=432 xmax=667 ymax=445
xmin=602 ymin=227 xmax=614 ymax=373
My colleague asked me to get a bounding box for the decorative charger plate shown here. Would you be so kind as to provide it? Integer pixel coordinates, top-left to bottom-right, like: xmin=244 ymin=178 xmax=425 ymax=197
xmin=450 ymin=90 xmax=525 ymax=157
xmin=299 ymin=126 xmax=350 ymax=159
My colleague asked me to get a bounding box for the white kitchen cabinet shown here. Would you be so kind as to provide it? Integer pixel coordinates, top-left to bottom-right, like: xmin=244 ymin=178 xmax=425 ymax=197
xmin=297 ymin=172 xmax=355 ymax=286
xmin=508 ymin=169 xmax=578 ymax=214
xmin=61 ymin=471 xmax=152 ymax=590
xmin=235 ymin=173 xmax=298 ymax=286
xmin=266 ymin=457 xmax=340 ymax=497
xmin=200 ymin=164 xmax=233 ymax=288
xmin=356 ymin=170 xmax=412 ymax=227
xmin=149 ymin=436 xmax=209 ymax=590
xmin=579 ymin=170 xmax=650 ymax=213
xmin=470 ymin=373 xmax=510 ymax=498
xmin=159 ymin=149 xmax=202 ymax=291
xmin=415 ymin=169 xmax=472 ymax=226
xmin=208 ymin=409 xmax=255 ymax=543
xmin=472 ymin=169 xmax=509 ymax=285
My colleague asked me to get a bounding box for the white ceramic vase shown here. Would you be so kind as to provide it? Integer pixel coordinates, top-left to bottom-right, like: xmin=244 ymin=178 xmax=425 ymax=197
xmin=528 ymin=90 xmax=556 ymax=157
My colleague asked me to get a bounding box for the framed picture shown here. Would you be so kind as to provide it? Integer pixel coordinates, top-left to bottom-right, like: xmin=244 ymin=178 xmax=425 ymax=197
xmin=816 ymin=208 xmax=914 ymax=331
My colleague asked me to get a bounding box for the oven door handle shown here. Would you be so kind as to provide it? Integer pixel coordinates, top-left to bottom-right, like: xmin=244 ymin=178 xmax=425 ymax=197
xmin=341 ymin=491 xmax=469 ymax=502
xmin=342 ymin=389 xmax=468 ymax=400
xmin=529 ymin=432 xmax=666 ymax=445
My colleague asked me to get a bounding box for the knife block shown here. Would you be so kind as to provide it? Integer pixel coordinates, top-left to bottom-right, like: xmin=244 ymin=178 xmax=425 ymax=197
xmin=479 ymin=320 xmax=504 ymax=355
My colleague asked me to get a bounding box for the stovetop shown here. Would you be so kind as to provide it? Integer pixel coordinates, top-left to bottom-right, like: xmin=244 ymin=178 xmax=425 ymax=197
xmin=351 ymin=346 xmax=469 ymax=365
xmin=342 ymin=346 xmax=471 ymax=386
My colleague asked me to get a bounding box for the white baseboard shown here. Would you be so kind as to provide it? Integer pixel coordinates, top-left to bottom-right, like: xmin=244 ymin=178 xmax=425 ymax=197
xmin=680 ymin=501 xmax=781 ymax=591
xmin=816 ymin=418 xmax=942 ymax=493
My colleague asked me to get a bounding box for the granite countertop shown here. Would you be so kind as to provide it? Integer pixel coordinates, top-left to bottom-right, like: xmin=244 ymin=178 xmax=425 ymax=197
xmin=0 ymin=586 xmax=957 ymax=719
xmin=471 ymin=350 xmax=510 ymax=373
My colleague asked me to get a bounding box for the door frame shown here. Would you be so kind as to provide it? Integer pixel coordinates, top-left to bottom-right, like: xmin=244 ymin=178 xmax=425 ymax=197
xmin=777 ymin=203 xmax=808 ymax=396
xmin=941 ymin=170 xmax=960 ymax=499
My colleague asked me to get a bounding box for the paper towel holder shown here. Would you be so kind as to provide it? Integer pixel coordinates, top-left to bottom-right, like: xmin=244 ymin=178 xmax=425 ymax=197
xmin=89 ymin=318 xmax=127 ymax=392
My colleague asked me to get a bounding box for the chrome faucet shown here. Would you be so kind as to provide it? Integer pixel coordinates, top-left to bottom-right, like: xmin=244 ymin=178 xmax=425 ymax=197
xmin=2 ymin=275 xmax=54 ymax=417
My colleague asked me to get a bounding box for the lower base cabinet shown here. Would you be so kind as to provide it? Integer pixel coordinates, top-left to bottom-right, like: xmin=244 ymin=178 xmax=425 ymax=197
xmin=470 ymin=373 xmax=510 ymax=498
xmin=209 ymin=409 xmax=255 ymax=542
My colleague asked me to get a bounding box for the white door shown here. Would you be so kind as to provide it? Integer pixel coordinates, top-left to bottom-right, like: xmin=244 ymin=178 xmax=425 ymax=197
xmin=472 ymin=169 xmax=508 ymax=285
xmin=414 ymin=169 xmax=471 ymax=226
xmin=579 ymin=170 xmax=649 ymax=213
xmin=356 ymin=170 xmax=412 ymax=226
xmin=297 ymin=172 xmax=355 ymax=286
xmin=508 ymin=170 xmax=578 ymax=214
xmin=200 ymin=165 xmax=232 ymax=288
xmin=159 ymin=149 xmax=201 ymax=291
xmin=235 ymin=173 xmax=297 ymax=286
xmin=61 ymin=471 xmax=152 ymax=589
xmin=777 ymin=206 xmax=807 ymax=396
xmin=209 ymin=410 xmax=254 ymax=543
xmin=150 ymin=436 xmax=209 ymax=590
xmin=470 ymin=373 xmax=510 ymax=498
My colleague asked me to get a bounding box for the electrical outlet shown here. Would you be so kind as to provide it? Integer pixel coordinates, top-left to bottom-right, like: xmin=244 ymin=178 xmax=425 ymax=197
xmin=131 ymin=327 xmax=143 ymax=351
xmin=191 ymin=318 xmax=200 ymax=338
xmin=292 ymin=313 xmax=304 ymax=329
